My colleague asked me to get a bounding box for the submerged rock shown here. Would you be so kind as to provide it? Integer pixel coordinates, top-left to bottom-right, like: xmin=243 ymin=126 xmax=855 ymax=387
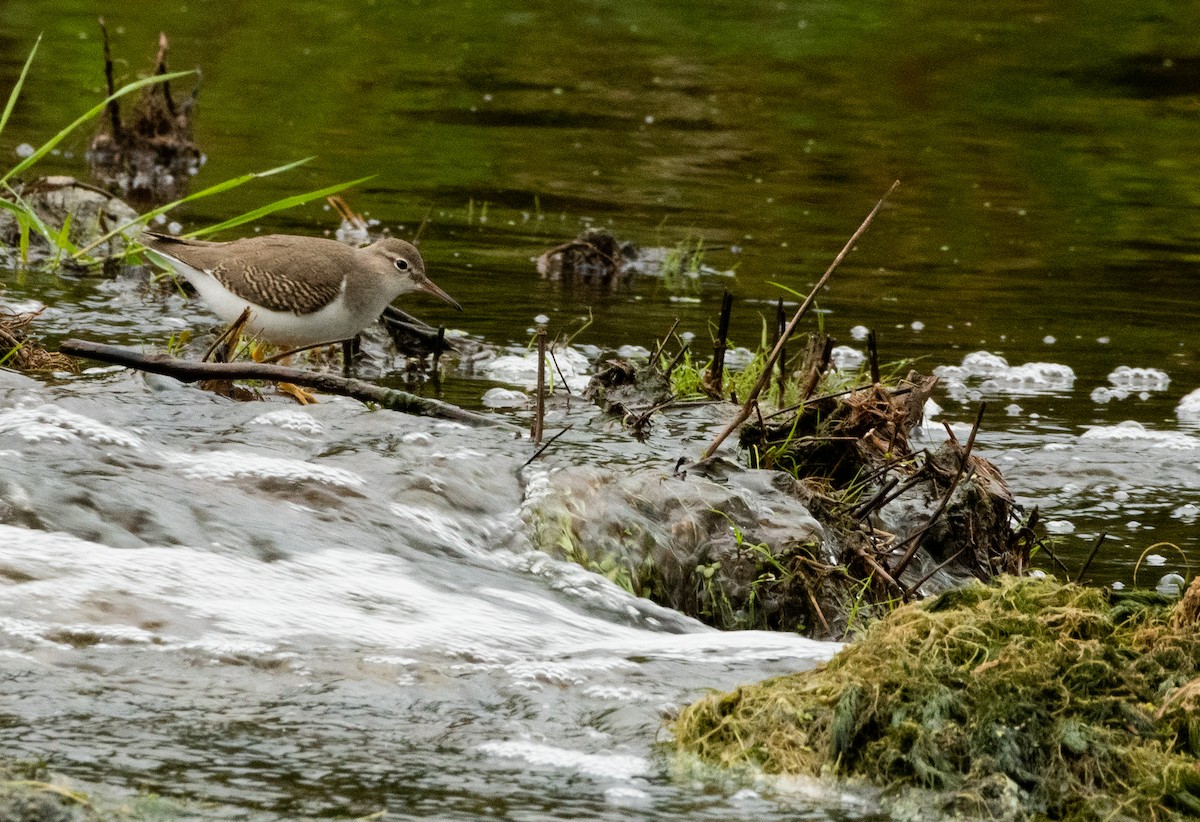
xmin=673 ymin=576 xmax=1200 ymax=821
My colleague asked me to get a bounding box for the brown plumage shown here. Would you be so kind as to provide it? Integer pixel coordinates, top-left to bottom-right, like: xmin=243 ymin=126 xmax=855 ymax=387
xmin=141 ymin=232 xmax=460 ymax=347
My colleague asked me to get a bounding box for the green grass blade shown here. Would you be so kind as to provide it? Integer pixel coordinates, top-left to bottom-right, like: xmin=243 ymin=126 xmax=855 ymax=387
xmin=183 ymin=175 xmax=376 ymax=239
xmin=766 ymin=280 xmax=807 ymax=300
xmin=0 ymin=33 xmax=41 ymax=138
xmin=0 ymin=193 xmax=57 ymax=249
xmin=50 ymin=210 xmax=73 ymax=268
xmin=71 ymin=157 xmax=315 ymax=259
xmin=0 ymin=69 xmax=195 ymax=185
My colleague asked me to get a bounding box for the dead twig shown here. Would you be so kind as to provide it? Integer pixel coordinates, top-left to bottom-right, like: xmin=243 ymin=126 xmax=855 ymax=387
xmin=201 ymin=306 xmax=252 ymax=363
xmin=1075 ymin=531 xmax=1108 ymax=584
xmin=523 ymin=424 xmax=574 ymax=467
xmin=98 ymin=18 xmax=121 ymax=140
xmin=58 ymin=339 xmax=513 ymax=429
xmin=531 ymin=327 xmax=547 ymax=443
xmin=702 ymin=180 xmax=900 ymax=459
xmin=902 ymin=548 xmax=967 ymax=599
xmin=888 ymin=402 xmax=986 ymax=583
xmin=704 ymin=291 xmax=733 ymax=399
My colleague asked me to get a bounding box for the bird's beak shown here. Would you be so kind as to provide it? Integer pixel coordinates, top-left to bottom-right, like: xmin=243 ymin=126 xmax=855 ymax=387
xmin=419 ymin=278 xmax=463 ymax=311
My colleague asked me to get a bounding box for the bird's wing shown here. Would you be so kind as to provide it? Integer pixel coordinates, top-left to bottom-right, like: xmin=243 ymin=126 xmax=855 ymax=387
xmin=211 ymin=259 xmax=345 ymax=315
xmin=144 ymin=235 xmax=350 ymax=316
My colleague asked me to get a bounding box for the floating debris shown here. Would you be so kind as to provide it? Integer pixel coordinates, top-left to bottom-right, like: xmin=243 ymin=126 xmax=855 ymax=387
xmin=536 ymin=227 xmax=635 ymax=288
xmin=86 ymin=22 xmax=203 ymax=206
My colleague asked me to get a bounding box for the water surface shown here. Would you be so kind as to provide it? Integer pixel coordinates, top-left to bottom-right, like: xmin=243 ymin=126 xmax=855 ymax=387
xmin=1 ymin=1 xmax=1199 ymax=818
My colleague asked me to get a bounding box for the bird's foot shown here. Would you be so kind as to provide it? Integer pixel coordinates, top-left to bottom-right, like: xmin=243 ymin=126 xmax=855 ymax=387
xmin=277 ymin=381 xmax=318 ymax=405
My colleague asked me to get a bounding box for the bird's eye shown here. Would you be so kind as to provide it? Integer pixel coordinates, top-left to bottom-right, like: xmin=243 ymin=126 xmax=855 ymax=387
xmin=394 ymin=258 xmax=410 ymax=272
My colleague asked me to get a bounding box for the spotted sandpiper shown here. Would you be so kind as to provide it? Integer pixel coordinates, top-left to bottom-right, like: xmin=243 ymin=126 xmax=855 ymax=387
xmin=141 ymin=232 xmax=461 ymax=350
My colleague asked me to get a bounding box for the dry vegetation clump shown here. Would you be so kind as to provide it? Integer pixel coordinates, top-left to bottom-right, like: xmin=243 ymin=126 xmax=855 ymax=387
xmin=674 ymin=575 xmax=1200 ymax=821
xmin=0 ymin=309 xmax=77 ymax=372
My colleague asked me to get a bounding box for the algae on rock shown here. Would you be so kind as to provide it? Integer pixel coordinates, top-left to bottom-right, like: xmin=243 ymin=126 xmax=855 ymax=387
xmin=673 ymin=575 xmax=1200 ymax=821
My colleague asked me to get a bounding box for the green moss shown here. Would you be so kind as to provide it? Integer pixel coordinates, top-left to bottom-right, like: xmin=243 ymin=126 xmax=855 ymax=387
xmin=0 ymin=760 xmax=194 ymax=821
xmin=673 ymin=576 xmax=1200 ymax=821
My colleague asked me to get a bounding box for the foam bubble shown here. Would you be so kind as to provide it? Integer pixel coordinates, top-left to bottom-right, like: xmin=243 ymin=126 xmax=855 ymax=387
xmin=1176 ymin=388 xmax=1200 ymax=420
xmin=830 ymin=345 xmax=865 ymax=372
xmin=481 ymin=388 xmax=530 ymax=409
xmin=1108 ymin=366 xmax=1170 ymax=390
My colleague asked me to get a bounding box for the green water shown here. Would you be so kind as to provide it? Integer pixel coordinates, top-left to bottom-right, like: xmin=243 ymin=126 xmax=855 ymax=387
xmin=4 ymin=1 xmax=1198 ymax=366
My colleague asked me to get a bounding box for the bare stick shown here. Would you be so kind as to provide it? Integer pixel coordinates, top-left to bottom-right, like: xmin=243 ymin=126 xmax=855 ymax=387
xmin=549 ymin=347 xmax=573 ymax=396
xmin=902 ymin=548 xmax=966 ymax=600
xmin=523 ymin=424 xmax=574 ymax=467
xmin=58 ymin=339 xmax=512 ymax=429
xmin=888 ymin=402 xmax=986 ymax=581
xmin=98 ymin=18 xmax=122 ymax=140
xmin=1074 ymin=531 xmax=1108 ymax=584
xmin=702 ymin=180 xmax=900 ymax=459
xmin=775 ymin=297 xmax=786 ymax=402
xmin=706 ymin=290 xmax=733 ymax=398
xmin=201 ymin=306 xmax=252 ymax=363
xmin=650 ymin=318 xmax=681 ymax=365
xmin=532 ymin=328 xmax=547 ymax=443
xmin=848 ymin=540 xmax=904 ymax=595
xmin=663 ymin=342 xmax=690 ymax=377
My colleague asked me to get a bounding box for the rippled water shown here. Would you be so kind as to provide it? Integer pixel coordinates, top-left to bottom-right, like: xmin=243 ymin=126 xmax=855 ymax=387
xmin=2 ymin=0 xmax=1200 ymax=818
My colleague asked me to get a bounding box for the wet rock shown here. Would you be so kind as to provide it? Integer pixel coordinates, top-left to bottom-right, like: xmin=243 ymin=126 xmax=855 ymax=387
xmin=0 ymin=176 xmax=139 ymax=261
xmin=525 ymin=462 xmax=832 ymax=633
xmin=533 ymin=368 xmax=1028 ymax=638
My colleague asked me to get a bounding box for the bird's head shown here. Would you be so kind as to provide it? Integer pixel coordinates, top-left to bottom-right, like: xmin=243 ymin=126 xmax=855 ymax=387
xmin=369 ymin=238 xmax=462 ymax=311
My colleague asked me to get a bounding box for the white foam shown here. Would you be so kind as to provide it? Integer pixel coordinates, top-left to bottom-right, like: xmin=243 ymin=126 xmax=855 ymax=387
xmin=1176 ymin=388 xmax=1200 ymax=420
xmin=248 ymin=410 xmax=325 ymax=435
xmin=166 ymin=450 xmax=368 ymax=488
xmin=476 ymin=740 xmax=649 ymax=780
xmin=616 ymin=345 xmax=651 ymax=359
xmin=934 ymin=352 xmax=1075 ymax=396
xmin=1108 ymin=366 xmax=1170 ymax=390
xmin=1080 ymin=420 xmax=1200 ymax=450
xmin=483 ymin=348 xmax=592 ymax=392
xmin=0 ymin=525 xmax=838 ymax=666
xmin=0 ymin=404 xmax=143 ymax=448
xmin=1044 ymin=520 xmax=1075 ymax=534
xmin=481 ymin=388 xmax=530 ymax=409
xmin=604 ymin=786 xmax=652 ymax=807
xmin=830 ymin=345 xmax=865 ymax=372
xmin=724 ymin=347 xmax=756 ymax=370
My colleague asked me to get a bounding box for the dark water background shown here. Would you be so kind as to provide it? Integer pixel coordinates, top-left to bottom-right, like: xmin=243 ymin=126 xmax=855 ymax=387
xmin=1 ymin=1 xmax=1200 ymax=818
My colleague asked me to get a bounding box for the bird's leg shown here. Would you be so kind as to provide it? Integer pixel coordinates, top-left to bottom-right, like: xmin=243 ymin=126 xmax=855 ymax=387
xmin=342 ymin=335 xmax=362 ymax=375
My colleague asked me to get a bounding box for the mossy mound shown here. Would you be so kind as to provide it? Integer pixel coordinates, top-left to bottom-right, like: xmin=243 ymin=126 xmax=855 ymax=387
xmin=673 ymin=575 xmax=1200 ymax=821
xmin=0 ymin=760 xmax=191 ymax=821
